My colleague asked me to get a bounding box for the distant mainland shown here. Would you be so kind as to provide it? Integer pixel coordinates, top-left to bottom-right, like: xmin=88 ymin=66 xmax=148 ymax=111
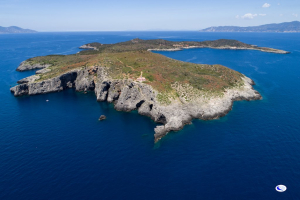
xmin=200 ymin=21 xmax=300 ymax=33
xmin=2 ymin=21 xmax=300 ymax=33
xmin=0 ymin=26 xmax=37 ymax=34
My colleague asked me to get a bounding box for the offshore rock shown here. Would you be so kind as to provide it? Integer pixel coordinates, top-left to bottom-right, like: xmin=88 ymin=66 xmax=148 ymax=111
xmin=99 ymin=115 xmax=106 ymax=121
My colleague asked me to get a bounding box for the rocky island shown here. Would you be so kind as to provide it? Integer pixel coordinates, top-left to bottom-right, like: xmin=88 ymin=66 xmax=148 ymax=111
xmin=10 ymin=38 xmax=288 ymax=142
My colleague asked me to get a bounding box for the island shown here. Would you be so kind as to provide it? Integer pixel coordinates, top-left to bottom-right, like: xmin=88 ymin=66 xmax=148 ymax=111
xmin=0 ymin=26 xmax=37 ymax=34
xmin=200 ymin=21 xmax=300 ymax=33
xmin=79 ymin=38 xmax=290 ymax=54
xmin=10 ymin=38 xmax=288 ymax=142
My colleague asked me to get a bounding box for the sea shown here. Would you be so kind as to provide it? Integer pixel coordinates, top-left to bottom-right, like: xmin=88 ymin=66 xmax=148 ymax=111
xmin=0 ymin=32 xmax=300 ymax=199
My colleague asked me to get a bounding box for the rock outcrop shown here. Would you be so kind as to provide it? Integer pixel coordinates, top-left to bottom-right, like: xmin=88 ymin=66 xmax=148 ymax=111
xmin=16 ymin=61 xmax=51 ymax=71
xmin=10 ymin=64 xmax=262 ymax=142
xmin=36 ymin=67 xmax=51 ymax=74
xmin=79 ymin=44 xmax=98 ymax=50
xmin=99 ymin=115 xmax=106 ymax=121
xmin=17 ymin=75 xmax=40 ymax=84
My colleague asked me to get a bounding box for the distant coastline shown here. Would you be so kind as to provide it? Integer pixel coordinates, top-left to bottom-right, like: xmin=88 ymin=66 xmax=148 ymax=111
xmin=0 ymin=26 xmax=37 ymax=34
xmin=200 ymin=21 xmax=300 ymax=33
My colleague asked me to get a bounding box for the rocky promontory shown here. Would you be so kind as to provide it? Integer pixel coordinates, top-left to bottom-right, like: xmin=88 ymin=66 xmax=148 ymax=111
xmin=16 ymin=61 xmax=51 ymax=71
xmin=79 ymin=44 xmax=98 ymax=50
xmin=10 ymin=39 xmax=269 ymax=142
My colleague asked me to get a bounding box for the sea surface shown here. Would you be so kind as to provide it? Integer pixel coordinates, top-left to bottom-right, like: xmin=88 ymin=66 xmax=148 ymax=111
xmin=0 ymin=32 xmax=300 ymax=199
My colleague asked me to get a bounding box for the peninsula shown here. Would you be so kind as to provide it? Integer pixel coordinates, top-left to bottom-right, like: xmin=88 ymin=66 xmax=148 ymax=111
xmin=10 ymin=38 xmax=288 ymax=142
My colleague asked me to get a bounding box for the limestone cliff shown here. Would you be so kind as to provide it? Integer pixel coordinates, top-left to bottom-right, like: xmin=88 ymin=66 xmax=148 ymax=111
xmin=10 ymin=65 xmax=261 ymax=142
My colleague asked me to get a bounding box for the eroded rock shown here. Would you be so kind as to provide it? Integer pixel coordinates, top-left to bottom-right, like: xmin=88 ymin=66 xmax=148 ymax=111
xmin=11 ymin=66 xmax=262 ymax=142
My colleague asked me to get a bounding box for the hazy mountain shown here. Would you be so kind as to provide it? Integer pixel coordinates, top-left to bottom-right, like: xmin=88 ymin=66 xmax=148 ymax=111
xmin=0 ymin=26 xmax=37 ymax=34
xmin=200 ymin=21 xmax=300 ymax=32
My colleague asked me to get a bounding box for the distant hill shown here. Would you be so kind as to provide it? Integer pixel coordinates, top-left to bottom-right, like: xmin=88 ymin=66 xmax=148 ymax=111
xmin=200 ymin=21 xmax=300 ymax=32
xmin=0 ymin=26 xmax=37 ymax=34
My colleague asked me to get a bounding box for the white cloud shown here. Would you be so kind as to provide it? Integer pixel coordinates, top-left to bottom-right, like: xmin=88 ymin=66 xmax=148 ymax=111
xmin=259 ymin=14 xmax=267 ymax=16
xmin=280 ymin=14 xmax=283 ymax=16
xmin=262 ymin=3 xmax=271 ymax=8
xmin=235 ymin=15 xmax=240 ymax=19
xmin=292 ymin=13 xmax=298 ymax=17
xmin=241 ymin=13 xmax=258 ymax=19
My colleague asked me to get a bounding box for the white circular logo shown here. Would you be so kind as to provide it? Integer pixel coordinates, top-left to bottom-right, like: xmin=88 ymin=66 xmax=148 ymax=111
xmin=275 ymin=185 xmax=287 ymax=192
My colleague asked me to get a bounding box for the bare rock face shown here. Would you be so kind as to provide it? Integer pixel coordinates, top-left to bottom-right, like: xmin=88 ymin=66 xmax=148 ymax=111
xmin=74 ymin=69 xmax=95 ymax=92
xmin=79 ymin=44 xmax=98 ymax=50
xmin=10 ymin=83 xmax=29 ymax=96
xmin=95 ymin=81 xmax=110 ymax=101
xmin=36 ymin=68 xmax=51 ymax=74
xmin=16 ymin=61 xmax=51 ymax=72
xmin=114 ymin=82 xmax=144 ymax=112
xmin=17 ymin=75 xmax=40 ymax=84
xmin=10 ymin=65 xmax=262 ymax=142
xmin=106 ymin=81 xmax=122 ymax=103
xmin=11 ymin=70 xmax=78 ymax=96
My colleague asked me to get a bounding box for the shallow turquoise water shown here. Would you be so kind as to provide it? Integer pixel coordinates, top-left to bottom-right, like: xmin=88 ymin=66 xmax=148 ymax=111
xmin=0 ymin=32 xmax=299 ymax=199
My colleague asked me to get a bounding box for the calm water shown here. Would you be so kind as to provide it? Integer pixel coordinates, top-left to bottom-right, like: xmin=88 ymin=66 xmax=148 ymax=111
xmin=0 ymin=32 xmax=300 ymax=199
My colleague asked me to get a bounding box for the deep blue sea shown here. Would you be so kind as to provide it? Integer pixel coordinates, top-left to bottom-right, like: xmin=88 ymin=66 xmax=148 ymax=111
xmin=1 ymin=32 xmax=300 ymax=199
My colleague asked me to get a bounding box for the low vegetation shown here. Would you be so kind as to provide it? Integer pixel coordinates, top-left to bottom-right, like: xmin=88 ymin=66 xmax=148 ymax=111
xmin=80 ymin=38 xmax=255 ymax=53
xmin=24 ymin=39 xmax=247 ymax=104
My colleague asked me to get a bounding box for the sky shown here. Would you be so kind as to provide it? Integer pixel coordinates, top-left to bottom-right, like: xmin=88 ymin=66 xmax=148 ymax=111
xmin=0 ymin=0 xmax=299 ymax=31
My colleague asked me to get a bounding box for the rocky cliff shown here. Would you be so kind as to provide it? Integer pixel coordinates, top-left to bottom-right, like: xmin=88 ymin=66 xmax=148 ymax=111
xmin=11 ymin=65 xmax=261 ymax=142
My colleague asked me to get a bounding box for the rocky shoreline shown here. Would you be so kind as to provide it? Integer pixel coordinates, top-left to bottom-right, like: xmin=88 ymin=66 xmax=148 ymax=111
xmin=79 ymin=44 xmax=98 ymax=50
xmin=10 ymin=64 xmax=262 ymax=142
xmin=147 ymin=46 xmax=289 ymax=54
xmin=78 ymin=38 xmax=290 ymax=54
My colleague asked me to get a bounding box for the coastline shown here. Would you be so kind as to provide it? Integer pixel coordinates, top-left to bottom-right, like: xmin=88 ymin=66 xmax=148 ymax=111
xmin=78 ymin=38 xmax=290 ymax=54
xmin=11 ymin=38 xmax=273 ymax=142
xmin=10 ymin=65 xmax=261 ymax=142
xmin=148 ymin=46 xmax=290 ymax=54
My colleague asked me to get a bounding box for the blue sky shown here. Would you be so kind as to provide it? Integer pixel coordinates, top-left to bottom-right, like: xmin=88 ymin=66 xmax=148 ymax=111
xmin=0 ymin=0 xmax=299 ymax=31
